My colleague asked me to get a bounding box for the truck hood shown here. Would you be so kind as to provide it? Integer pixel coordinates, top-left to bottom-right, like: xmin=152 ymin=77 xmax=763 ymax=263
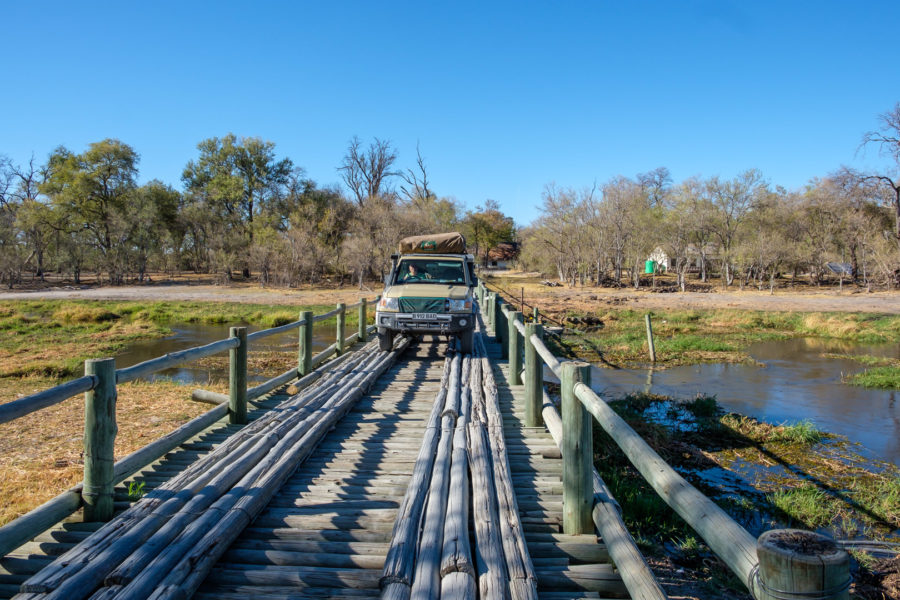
xmin=383 ymin=283 xmax=470 ymax=300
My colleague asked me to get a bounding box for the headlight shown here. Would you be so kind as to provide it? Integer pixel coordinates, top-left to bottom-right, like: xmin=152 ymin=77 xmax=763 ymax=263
xmin=446 ymin=299 xmax=472 ymax=312
xmin=378 ymin=297 xmax=399 ymax=311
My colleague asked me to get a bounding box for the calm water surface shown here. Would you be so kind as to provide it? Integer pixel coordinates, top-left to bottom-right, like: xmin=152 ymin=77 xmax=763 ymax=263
xmin=579 ymin=338 xmax=900 ymax=465
xmin=114 ymin=323 xmax=336 ymax=385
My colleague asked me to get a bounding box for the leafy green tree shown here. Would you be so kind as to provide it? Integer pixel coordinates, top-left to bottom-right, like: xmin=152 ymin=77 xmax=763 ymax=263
xmin=462 ymin=200 xmax=515 ymax=267
xmin=129 ymin=181 xmax=182 ymax=281
xmin=41 ymin=139 xmax=139 ymax=284
xmin=182 ymin=134 xmax=293 ymax=278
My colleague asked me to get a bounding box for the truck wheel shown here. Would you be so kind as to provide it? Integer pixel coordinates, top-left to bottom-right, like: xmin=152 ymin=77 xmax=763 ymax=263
xmin=378 ymin=330 xmax=394 ymax=352
xmin=458 ymin=329 xmax=474 ymax=354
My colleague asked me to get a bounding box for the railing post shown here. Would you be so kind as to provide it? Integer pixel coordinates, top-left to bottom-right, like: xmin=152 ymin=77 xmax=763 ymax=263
xmin=336 ymin=303 xmax=346 ymax=355
xmin=533 ymin=306 xmax=540 ymax=323
xmin=488 ymin=293 xmax=497 ymax=335
xmin=508 ymin=311 xmax=523 ymax=385
xmin=756 ymin=530 xmax=850 ymax=600
xmin=561 ymin=361 xmax=592 ymax=535
xmin=645 ymin=313 xmax=657 ymax=363
xmin=524 ymin=322 xmax=543 ymax=427
xmin=358 ymin=299 xmax=367 ymax=342
xmin=497 ymin=303 xmax=507 ymax=358
xmin=299 ymin=310 xmax=313 ymax=376
xmin=83 ymin=357 xmax=117 ymax=522
xmin=229 ymin=327 xmax=248 ymax=425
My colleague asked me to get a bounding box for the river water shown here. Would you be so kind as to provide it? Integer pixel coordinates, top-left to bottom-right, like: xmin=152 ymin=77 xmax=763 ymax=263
xmin=572 ymin=338 xmax=900 ymax=466
xmin=114 ymin=323 xmax=337 ymax=385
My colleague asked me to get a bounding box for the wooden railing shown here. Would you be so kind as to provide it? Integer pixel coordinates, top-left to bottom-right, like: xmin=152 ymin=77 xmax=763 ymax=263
xmin=477 ymin=280 xmax=852 ymax=600
xmin=0 ymin=297 xmax=378 ymax=558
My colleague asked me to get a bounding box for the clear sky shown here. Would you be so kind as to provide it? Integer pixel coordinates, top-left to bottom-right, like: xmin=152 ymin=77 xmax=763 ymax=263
xmin=2 ymin=1 xmax=899 ymax=226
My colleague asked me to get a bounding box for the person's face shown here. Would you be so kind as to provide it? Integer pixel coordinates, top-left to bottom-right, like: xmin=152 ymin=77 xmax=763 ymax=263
xmin=409 ymin=264 xmax=418 ymax=274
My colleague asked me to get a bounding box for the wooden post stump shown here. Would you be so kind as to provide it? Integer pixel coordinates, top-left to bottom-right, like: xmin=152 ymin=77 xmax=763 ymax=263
xmin=561 ymin=361 xmax=592 ymax=535
xmin=524 ymin=322 xmax=543 ymax=427
xmin=336 ymin=303 xmax=346 ymax=355
xmin=83 ymin=358 xmax=117 ymax=522
xmin=229 ymin=327 xmax=248 ymax=425
xmin=508 ymin=311 xmax=523 ymax=385
xmin=299 ymin=310 xmax=313 ymax=376
xmin=358 ymin=299 xmax=367 ymax=342
xmin=755 ymin=529 xmax=850 ymax=600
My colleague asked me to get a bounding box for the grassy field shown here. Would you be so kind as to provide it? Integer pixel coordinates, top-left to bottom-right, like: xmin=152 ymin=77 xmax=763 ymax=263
xmin=0 ymin=297 xmax=366 ymax=526
xmin=0 ymin=299 xmax=359 ymax=382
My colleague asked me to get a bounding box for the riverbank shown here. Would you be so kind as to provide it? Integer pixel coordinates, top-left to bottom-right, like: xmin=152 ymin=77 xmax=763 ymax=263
xmin=589 ymin=391 xmax=900 ymax=599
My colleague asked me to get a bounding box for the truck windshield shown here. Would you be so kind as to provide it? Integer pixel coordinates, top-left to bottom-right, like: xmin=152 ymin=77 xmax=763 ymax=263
xmin=394 ymin=259 xmax=466 ymax=285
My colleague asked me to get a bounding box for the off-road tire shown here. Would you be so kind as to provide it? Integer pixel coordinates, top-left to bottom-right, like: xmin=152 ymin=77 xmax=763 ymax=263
xmin=378 ymin=330 xmax=395 ymax=352
xmin=458 ymin=328 xmax=474 ymax=354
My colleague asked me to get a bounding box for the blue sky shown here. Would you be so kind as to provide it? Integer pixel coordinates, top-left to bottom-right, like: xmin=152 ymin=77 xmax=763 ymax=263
xmin=2 ymin=1 xmax=899 ymax=226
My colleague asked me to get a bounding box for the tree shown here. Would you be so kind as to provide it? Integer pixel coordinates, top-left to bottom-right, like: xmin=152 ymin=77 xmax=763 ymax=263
xmin=461 ymin=200 xmax=515 ymax=267
xmin=41 ymin=139 xmax=139 ymax=284
xmin=182 ymin=134 xmax=293 ymax=278
xmin=637 ymin=167 xmax=672 ymax=207
xmin=859 ymin=103 xmax=900 ymax=242
xmin=338 ymin=136 xmax=399 ymax=205
xmin=707 ymin=169 xmax=766 ymax=286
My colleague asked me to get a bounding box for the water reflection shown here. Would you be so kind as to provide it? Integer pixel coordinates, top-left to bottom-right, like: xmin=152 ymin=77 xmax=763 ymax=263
xmin=551 ymin=338 xmax=900 ymax=466
xmin=114 ymin=323 xmax=336 ymax=385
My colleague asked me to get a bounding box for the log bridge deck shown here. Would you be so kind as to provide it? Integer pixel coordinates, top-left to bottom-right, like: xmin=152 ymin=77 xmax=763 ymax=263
xmin=0 ymin=320 xmax=654 ymax=600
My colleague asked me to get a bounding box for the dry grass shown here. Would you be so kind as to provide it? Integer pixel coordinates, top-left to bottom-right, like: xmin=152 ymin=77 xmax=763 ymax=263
xmin=0 ymin=377 xmax=223 ymax=527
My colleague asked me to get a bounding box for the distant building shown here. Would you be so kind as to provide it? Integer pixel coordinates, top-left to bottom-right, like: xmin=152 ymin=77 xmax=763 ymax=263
xmin=486 ymin=241 xmax=520 ymax=269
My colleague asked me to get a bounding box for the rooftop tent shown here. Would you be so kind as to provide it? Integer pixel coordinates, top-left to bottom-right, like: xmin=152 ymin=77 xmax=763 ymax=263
xmin=398 ymin=232 xmax=467 ymax=254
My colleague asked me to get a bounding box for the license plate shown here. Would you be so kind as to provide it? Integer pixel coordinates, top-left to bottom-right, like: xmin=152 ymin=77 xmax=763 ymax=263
xmin=413 ymin=313 xmax=437 ymax=320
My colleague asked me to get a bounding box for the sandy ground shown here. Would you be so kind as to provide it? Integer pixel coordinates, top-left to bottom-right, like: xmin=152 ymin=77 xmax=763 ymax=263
xmin=2 ymin=282 xmax=900 ymax=314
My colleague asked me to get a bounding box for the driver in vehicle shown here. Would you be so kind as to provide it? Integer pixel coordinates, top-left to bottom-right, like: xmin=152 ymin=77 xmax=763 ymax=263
xmin=401 ymin=263 xmax=432 ymax=282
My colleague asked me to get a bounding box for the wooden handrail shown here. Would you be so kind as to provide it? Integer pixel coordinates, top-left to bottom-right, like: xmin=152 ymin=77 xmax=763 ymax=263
xmin=0 ymin=375 xmax=97 ymax=425
xmin=116 ymin=338 xmax=240 ymax=384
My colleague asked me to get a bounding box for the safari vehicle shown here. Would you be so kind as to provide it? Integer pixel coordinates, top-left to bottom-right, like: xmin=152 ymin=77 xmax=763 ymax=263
xmin=376 ymin=232 xmax=477 ymax=353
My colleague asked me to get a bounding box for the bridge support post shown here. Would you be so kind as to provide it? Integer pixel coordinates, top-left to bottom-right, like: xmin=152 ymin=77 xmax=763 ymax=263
xmin=299 ymin=310 xmax=313 ymax=376
xmin=508 ymin=311 xmax=523 ymax=385
xmin=229 ymin=327 xmax=248 ymax=425
xmin=524 ymin=322 xmax=543 ymax=427
xmin=755 ymin=530 xmax=850 ymax=600
xmin=336 ymin=303 xmax=346 ymax=355
xmin=488 ymin=293 xmax=497 ymax=335
xmin=561 ymin=361 xmax=592 ymax=535
xmin=83 ymin=357 xmax=117 ymax=522
xmin=497 ymin=303 xmax=507 ymax=357
xmin=358 ymin=299 xmax=367 ymax=342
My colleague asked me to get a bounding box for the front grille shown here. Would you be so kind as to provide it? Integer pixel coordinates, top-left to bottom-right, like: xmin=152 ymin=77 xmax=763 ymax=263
xmin=398 ymin=297 xmax=445 ymax=313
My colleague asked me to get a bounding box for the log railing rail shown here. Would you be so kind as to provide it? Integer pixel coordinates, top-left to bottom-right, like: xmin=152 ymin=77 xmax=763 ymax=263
xmin=0 ymin=296 xmax=379 ymax=558
xmin=486 ymin=286 xmax=851 ymax=600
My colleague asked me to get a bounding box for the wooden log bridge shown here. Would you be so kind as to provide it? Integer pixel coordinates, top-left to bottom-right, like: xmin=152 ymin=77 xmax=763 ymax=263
xmin=0 ymin=288 xmax=850 ymax=600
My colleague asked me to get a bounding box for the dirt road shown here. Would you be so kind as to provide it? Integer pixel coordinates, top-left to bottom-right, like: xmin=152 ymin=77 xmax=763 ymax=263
xmin=1 ymin=283 xmax=899 ymax=314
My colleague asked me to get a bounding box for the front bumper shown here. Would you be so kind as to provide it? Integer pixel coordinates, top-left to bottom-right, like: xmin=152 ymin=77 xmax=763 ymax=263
xmin=376 ymin=311 xmax=474 ymax=335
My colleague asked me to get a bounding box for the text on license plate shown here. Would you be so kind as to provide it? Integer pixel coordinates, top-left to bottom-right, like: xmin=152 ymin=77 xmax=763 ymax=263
xmin=413 ymin=313 xmax=437 ymax=320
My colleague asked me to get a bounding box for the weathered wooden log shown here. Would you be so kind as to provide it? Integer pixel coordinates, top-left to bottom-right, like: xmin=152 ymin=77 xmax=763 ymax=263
xmin=561 ymin=362 xmax=592 ymax=536
xmin=755 ymin=530 xmax=850 ymax=600
xmin=467 ymin=422 xmax=508 ymax=600
xmin=529 ymin=334 xmax=561 ymax=378
xmin=540 ymin=389 xmax=666 ymax=600
xmin=336 ymin=303 xmax=346 ymax=356
xmin=358 ymin=299 xmax=368 ymax=342
xmin=508 ymin=311 xmax=523 ymax=386
xmin=228 ymin=327 xmax=248 ymax=425
xmin=311 ymin=343 xmax=338 ymax=369
xmin=245 ymin=317 xmax=305 ymax=342
xmin=312 ymin=307 xmax=343 ymax=322
xmin=115 ymin=338 xmax=239 ymax=384
xmin=379 ymin=357 xmax=453 ymax=598
xmin=573 ymin=381 xmax=758 ymax=593
xmin=299 ymin=310 xmax=313 ymax=376
xmin=409 ymin=356 xmax=459 ymax=599
xmin=83 ymin=358 xmax=117 ymax=523
xmin=0 ymin=375 xmax=96 ymax=425
xmin=524 ymin=322 xmax=544 ymax=428
xmin=477 ymin=336 xmax=538 ymax=600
